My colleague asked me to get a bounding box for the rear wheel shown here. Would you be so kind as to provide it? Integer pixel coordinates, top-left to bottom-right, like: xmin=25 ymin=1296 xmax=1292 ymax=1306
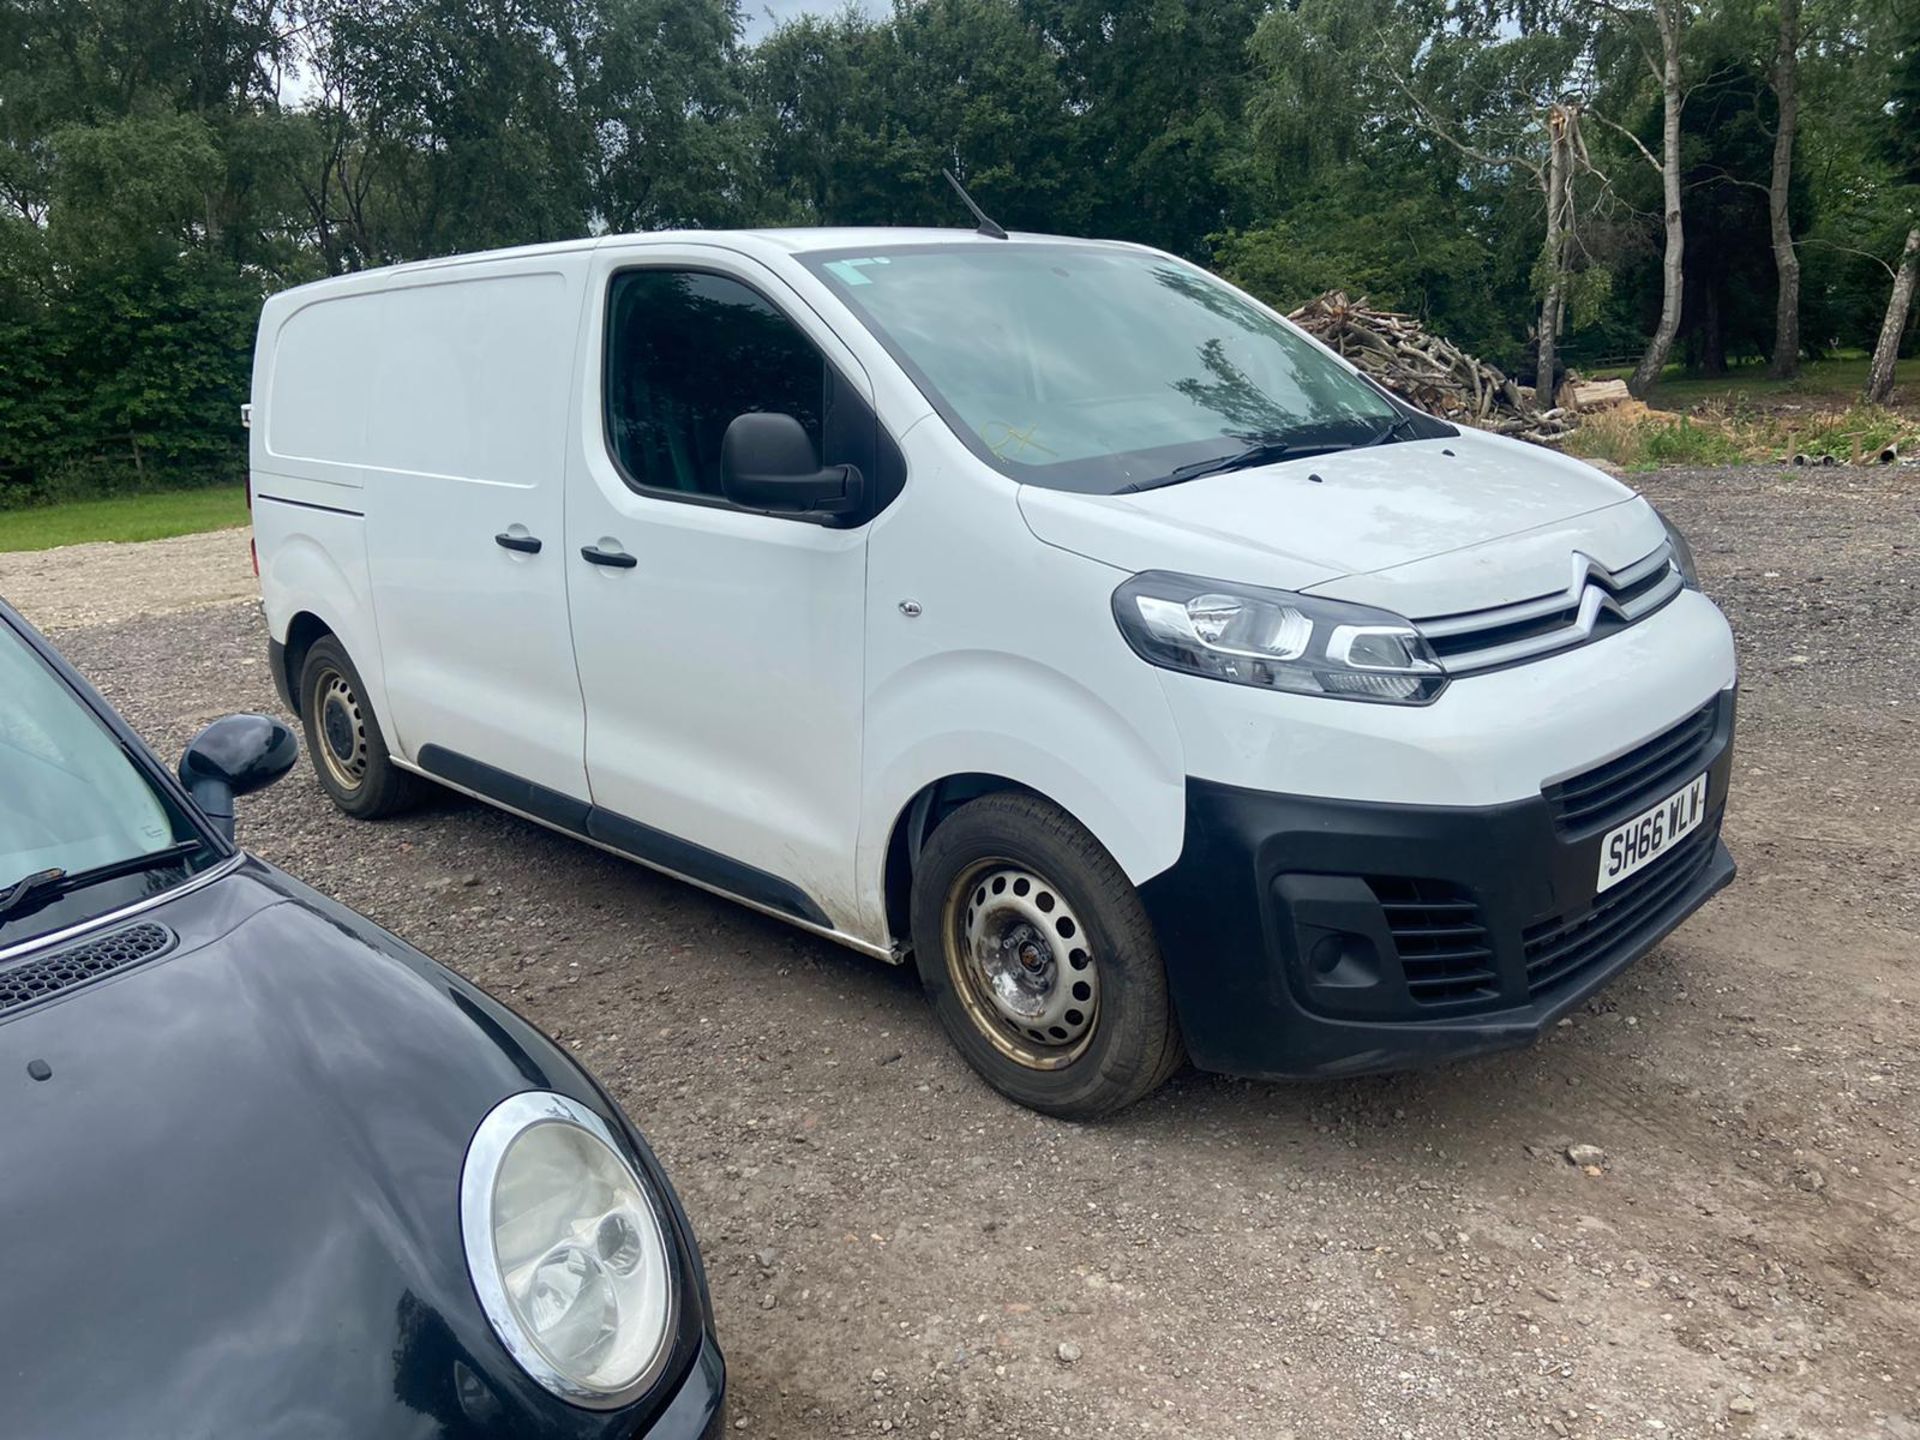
xmin=910 ymin=793 xmax=1184 ymax=1119
xmin=297 ymin=635 xmax=423 ymax=819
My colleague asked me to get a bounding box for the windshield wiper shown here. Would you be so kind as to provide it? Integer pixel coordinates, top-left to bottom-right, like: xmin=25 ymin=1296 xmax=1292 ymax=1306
xmin=1118 ymin=438 xmax=1326 ymax=494
xmin=1360 ymin=413 xmax=1421 ymax=447
xmin=1118 ymin=420 xmax=1422 ymax=493
xmin=0 ymin=839 xmax=207 ymax=925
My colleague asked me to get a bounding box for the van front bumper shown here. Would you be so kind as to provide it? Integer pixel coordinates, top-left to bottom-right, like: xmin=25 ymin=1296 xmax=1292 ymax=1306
xmin=1138 ymin=691 xmax=1736 ymax=1080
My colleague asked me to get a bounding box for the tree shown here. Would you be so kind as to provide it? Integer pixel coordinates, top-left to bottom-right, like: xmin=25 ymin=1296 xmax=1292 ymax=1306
xmin=1765 ymin=0 xmax=1803 ymax=376
xmin=1361 ymin=6 xmax=1597 ymax=395
xmin=1019 ymin=0 xmax=1266 ymax=255
xmin=1863 ymin=2 xmax=1919 ymax=403
xmin=1589 ymin=0 xmax=1693 ymax=398
xmin=750 ymin=0 xmax=1077 ymax=232
xmin=1865 ymin=225 xmax=1919 ymax=402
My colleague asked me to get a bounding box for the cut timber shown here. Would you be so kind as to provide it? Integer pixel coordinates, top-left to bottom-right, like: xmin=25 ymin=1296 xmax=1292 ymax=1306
xmin=1286 ymin=291 xmax=1577 ymax=442
xmin=1565 ymin=378 xmax=1631 ymax=410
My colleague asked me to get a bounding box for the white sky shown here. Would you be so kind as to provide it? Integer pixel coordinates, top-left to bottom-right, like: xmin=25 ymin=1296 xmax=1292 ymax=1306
xmin=740 ymin=0 xmax=889 ymax=41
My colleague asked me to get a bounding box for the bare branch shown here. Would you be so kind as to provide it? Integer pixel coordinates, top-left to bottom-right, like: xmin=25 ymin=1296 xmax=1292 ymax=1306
xmin=1380 ymin=44 xmax=1543 ymax=183
xmin=1796 ymin=237 xmax=1898 ymax=279
xmin=1587 ymin=108 xmax=1663 ymax=174
xmin=1693 ymin=164 xmax=1770 ymax=196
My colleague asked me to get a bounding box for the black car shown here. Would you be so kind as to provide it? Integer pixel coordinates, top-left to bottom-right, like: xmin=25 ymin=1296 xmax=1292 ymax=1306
xmin=0 ymin=598 xmax=725 ymax=1439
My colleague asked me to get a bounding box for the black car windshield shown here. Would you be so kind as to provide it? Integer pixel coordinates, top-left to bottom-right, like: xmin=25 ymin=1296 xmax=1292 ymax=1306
xmin=803 ymin=242 xmax=1403 ymax=493
xmin=0 ymin=624 xmax=215 ymax=949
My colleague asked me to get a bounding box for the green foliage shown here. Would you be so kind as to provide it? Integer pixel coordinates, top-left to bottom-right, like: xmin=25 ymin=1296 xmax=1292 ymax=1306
xmin=2 ymin=0 xmax=1917 ymax=503
xmin=1641 ymin=416 xmax=1748 ymax=465
xmin=1561 ymin=412 xmax=1746 ymax=469
xmin=1214 ymin=192 xmax=1516 ymax=361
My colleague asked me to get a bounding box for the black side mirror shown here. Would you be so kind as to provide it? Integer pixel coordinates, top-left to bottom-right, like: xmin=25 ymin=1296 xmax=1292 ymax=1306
xmin=719 ymin=413 xmax=863 ymax=521
xmin=178 ymin=714 xmax=299 ymax=840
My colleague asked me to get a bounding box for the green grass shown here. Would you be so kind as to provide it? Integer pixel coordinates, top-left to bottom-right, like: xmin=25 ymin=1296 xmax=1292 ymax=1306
xmin=1586 ymin=352 xmax=1882 ymax=408
xmin=0 ymin=486 xmax=250 ymax=553
xmin=1565 ymin=352 xmax=1917 ymax=469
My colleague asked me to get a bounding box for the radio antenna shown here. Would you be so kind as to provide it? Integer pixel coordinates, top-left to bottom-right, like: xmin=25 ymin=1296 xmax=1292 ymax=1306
xmin=942 ymin=168 xmax=1007 ymax=240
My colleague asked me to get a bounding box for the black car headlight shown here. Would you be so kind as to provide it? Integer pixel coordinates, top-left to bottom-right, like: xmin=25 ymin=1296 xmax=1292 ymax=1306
xmin=1652 ymin=507 xmax=1701 ymax=590
xmin=1113 ymin=570 xmax=1447 ymax=705
xmin=460 ymin=1092 xmax=677 ymax=1408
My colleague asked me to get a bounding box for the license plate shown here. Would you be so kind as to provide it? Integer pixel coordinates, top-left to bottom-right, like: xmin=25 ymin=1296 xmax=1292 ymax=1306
xmin=1597 ymin=773 xmax=1708 ymax=892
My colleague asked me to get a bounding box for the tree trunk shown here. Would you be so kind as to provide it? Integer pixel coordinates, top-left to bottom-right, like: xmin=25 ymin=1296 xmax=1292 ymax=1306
xmin=1865 ymin=225 xmax=1920 ymax=406
xmin=1701 ymin=285 xmax=1726 ymax=375
xmin=1766 ymin=0 xmax=1802 ymax=379
xmin=1536 ymin=105 xmax=1573 ymax=406
xmin=1629 ymin=0 xmax=1686 ymax=399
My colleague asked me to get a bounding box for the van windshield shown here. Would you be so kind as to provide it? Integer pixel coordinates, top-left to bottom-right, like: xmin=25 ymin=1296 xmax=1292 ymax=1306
xmin=803 ymin=243 xmax=1406 ymax=493
xmin=0 ymin=624 xmax=216 ymax=951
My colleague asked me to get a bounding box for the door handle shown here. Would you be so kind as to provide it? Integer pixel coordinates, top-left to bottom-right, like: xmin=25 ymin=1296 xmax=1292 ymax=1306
xmin=580 ymin=544 xmax=637 ymax=569
xmin=494 ymin=532 xmax=542 ymax=554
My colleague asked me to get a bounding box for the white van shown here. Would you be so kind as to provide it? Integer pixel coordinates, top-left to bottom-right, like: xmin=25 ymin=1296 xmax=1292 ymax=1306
xmin=249 ymin=227 xmax=1736 ymax=1117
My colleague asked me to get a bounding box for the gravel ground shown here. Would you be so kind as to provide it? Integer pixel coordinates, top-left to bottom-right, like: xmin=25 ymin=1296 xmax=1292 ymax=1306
xmin=6 ymin=465 xmax=1918 ymax=1439
xmin=0 ymin=525 xmax=253 ymax=628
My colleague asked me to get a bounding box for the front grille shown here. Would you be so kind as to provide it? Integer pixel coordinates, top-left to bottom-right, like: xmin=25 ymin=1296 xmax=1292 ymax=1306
xmin=1368 ymin=877 xmax=1500 ymax=1005
xmin=1416 ymin=544 xmax=1681 ymax=674
xmin=0 ymin=921 xmax=176 ymax=1017
xmin=1543 ymin=699 xmax=1718 ymax=835
xmin=1524 ymin=826 xmax=1718 ymax=996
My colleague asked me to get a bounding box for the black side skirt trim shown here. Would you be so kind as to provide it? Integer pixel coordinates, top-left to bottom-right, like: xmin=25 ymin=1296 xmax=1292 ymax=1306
xmin=415 ymin=744 xmax=832 ymax=929
xmin=419 ymin=745 xmax=590 ymax=833
xmin=254 ymin=493 xmax=365 ymax=518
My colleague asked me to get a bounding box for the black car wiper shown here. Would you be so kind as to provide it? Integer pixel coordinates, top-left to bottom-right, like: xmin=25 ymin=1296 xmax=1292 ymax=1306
xmin=0 ymin=839 xmax=207 ymax=924
xmin=1361 ymin=413 xmax=1421 ymax=447
xmin=1118 ymin=439 xmax=1327 ymax=494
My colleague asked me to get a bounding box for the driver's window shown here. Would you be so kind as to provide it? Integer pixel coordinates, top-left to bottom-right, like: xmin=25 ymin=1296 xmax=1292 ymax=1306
xmin=605 ymin=269 xmax=825 ymax=500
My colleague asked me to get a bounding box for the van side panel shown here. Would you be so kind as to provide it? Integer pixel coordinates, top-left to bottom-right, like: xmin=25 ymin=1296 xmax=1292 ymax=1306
xmin=854 ymin=428 xmax=1189 ymax=943
xmin=262 ymin=294 xmax=370 ymax=480
xmin=251 ymin=282 xmax=382 ymax=721
xmin=252 ymin=516 xmax=394 ymax=728
xmin=359 ymin=262 xmax=591 ymax=800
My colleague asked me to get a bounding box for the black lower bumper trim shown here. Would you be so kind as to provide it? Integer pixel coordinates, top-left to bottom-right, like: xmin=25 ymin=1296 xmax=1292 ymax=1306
xmin=648 ymin=1331 xmax=727 ymax=1439
xmin=1139 ymin=694 xmax=1736 ymax=1079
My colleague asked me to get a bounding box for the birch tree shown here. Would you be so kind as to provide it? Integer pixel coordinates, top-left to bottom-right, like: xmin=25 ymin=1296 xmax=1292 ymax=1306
xmin=1589 ymin=0 xmax=1691 ymax=398
xmin=1864 ymin=225 xmax=1918 ymax=404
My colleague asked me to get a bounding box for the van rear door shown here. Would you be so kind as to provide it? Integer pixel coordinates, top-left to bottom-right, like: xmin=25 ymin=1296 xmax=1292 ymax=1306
xmin=360 ymin=258 xmax=590 ymax=801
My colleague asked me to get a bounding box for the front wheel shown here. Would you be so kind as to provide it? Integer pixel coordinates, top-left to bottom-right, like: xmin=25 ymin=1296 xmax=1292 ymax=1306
xmin=910 ymin=793 xmax=1185 ymax=1119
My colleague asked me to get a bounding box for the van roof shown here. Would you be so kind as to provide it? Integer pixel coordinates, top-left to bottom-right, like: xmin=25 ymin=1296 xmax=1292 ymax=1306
xmin=346 ymin=227 xmax=1135 ymax=278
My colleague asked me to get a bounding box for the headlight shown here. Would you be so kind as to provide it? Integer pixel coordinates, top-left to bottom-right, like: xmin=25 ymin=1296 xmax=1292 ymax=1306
xmin=1653 ymin=507 xmax=1700 ymax=590
xmin=1113 ymin=571 xmax=1447 ymax=704
xmin=460 ymin=1092 xmax=676 ymax=1408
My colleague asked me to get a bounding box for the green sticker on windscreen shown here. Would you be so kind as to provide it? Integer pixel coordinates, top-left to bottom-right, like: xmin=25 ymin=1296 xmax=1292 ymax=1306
xmin=824 ymin=257 xmax=891 ymax=287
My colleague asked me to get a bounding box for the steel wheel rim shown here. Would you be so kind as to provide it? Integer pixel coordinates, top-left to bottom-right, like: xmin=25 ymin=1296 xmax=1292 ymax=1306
xmin=943 ymin=859 xmax=1098 ymax=1071
xmin=313 ymin=667 xmax=369 ymax=792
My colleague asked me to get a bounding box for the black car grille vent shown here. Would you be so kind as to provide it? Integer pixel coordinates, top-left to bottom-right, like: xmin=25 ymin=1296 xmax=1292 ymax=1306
xmin=1367 ymin=877 xmax=1500 ymax=1005
xmin=0 ymin=921 xmax=176 ymax=1017
xmin=1543 ymin=699 xmax=1718 ymax=836
xmin=1524 ymin=825 xmax=1718 ymax=996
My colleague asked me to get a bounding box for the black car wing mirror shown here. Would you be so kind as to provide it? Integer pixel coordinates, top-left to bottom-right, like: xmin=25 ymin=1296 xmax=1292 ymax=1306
xmin=178 ymin=714 xmax=299 ymax=840
xmin=719 ymin=412 xmax=863 ymax=522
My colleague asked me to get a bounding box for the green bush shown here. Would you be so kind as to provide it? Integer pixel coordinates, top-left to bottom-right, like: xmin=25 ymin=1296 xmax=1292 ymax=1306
xmin=1641 ymin=417 xmax=1747 ymax=466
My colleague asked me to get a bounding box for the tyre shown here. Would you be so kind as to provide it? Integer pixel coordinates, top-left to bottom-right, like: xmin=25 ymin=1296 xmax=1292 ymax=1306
xmin=297 ymin=635 xmax=424 ymax=819
xmin=910 ymin=792 xmax=1185 ymax=1118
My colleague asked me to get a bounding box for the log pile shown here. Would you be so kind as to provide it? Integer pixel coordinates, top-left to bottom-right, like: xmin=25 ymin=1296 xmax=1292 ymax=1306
xmin=1287 ymin=291 xmax=1578 ymax=442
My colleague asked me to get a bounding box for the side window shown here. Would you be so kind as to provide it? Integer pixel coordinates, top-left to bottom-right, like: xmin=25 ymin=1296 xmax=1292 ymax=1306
xmin=605 ymin=269 xmax=826 ymax=500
